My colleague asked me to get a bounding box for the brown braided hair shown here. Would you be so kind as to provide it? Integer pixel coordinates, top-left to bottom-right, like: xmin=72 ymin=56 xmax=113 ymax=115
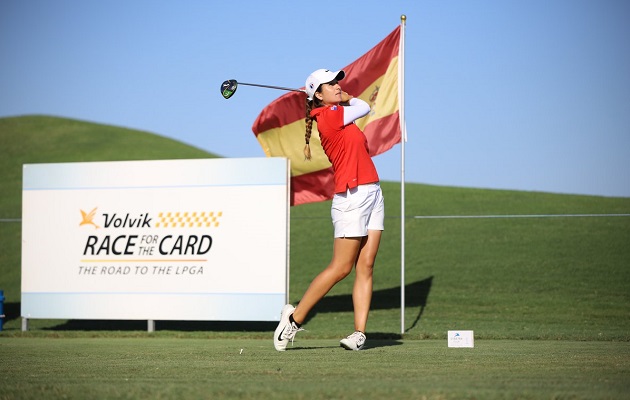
xmin=304 ymin=92 xmax=324 ymax=161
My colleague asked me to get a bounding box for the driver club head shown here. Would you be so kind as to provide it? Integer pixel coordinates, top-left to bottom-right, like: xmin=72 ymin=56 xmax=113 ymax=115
xmin=221 ymin=79 xmax=238 ymax=99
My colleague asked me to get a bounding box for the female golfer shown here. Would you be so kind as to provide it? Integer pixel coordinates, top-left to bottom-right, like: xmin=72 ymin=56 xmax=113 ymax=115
xmin=274 ymin=69 xmax=384 ymax=351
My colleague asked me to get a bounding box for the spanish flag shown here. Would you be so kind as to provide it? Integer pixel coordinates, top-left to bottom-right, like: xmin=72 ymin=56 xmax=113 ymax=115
xmin=252 ymin=26 xmax=402 ymax=205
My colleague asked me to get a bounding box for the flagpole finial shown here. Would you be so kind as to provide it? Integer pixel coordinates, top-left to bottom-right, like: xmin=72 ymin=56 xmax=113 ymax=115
xmin=401 ymin=14 xmax=406 ymax=23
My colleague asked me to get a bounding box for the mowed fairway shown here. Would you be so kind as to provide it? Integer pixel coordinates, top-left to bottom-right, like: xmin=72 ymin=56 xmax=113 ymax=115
xmin=1 ymin=338 xmax=629 ymax=399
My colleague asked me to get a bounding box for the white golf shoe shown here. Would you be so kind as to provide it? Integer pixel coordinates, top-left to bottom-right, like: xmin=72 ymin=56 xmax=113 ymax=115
xmin=273 ymin=304 xmax=302 ymax=351
xmin=340 ymin=331 xmax=366 ymax=351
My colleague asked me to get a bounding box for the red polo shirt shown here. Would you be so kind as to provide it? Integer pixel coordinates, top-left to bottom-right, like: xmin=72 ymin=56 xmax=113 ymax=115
xmin=311 ymin=104 xmax=379 ymax=194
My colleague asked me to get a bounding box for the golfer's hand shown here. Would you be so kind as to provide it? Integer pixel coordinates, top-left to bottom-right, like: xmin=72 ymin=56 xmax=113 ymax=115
xmin=340 ymin=91 xmax=353 ymax=104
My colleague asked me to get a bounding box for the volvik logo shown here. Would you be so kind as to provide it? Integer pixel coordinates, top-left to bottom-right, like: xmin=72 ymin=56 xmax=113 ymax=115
xmin=79 ymin=208 xmax=222 ymax=229
xmin=79 ymin=207 xmax=100 ymax=229
xmin=78 ymin=208 xmax=152 ymax=229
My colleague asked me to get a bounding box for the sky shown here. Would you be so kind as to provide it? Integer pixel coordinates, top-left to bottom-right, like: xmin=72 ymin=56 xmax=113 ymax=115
xmin=1 ymin=0 xmax=629 ymax=198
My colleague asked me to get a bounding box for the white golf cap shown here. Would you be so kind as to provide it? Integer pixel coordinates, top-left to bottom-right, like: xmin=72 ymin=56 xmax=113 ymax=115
xmin=305 ymin=69 xmax=345 ymax=100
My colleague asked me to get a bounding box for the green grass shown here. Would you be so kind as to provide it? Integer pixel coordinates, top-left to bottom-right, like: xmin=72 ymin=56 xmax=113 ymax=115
xmin=1 ymin=338 xmax=629 ymax=399
xmin=289 ymin=184 xmax=630 ymax=341
xmin=1 ymin=115 xmax=630 ymax=399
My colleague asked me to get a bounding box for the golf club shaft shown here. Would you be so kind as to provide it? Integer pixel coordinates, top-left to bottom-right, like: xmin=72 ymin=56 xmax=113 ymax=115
xmin=238 ymin=82 xmax=304 ymax=93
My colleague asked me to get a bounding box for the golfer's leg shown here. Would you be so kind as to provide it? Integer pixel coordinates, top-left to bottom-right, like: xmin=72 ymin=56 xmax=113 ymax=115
xmin=352 ymin=229 xmax=382 ymax=332
xmin=292 ymin=237 xmax=361 ymax=324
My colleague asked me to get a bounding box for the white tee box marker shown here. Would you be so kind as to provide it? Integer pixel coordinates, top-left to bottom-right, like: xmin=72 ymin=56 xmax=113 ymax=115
xmin=448 ymin=330 xmax=474 ymax=348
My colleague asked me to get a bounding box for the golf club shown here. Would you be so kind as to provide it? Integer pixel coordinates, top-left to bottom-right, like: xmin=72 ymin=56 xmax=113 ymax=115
xmin=221 ymin=79 xmax=305 ymax=99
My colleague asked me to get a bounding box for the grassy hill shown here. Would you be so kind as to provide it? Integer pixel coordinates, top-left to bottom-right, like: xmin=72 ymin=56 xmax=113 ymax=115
xmin=0 ymin=115 xmax=217 ymax=217
xmin=1 ymin=115 xmax=629 ymax=342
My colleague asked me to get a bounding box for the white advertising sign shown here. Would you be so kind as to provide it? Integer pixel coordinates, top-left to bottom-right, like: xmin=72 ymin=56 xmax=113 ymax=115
xmin=448 ymin=330 xmax=475 ymax=348
xmin=21 ymin=158 xmax=289 ymax=321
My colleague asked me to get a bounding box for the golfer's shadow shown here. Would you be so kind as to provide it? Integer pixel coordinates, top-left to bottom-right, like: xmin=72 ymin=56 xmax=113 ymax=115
xmin=287 ymin=339 xmax=402 ymax=351
xmin=298 ymin=276 xmax=433 ymax=334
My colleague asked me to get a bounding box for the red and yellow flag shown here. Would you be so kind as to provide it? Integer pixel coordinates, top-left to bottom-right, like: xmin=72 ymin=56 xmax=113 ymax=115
xmin=252 ymin=26 xmax=401 ymax=206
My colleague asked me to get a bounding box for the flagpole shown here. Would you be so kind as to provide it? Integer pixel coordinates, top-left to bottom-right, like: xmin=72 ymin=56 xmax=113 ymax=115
xmin=399 ymin=14 xmax=407 ymax=335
